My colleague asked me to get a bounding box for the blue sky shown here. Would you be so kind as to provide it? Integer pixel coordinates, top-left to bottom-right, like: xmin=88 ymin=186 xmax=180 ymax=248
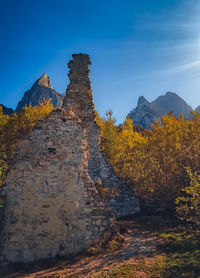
xmin=1 ymin=0 xmax=200 ymax=123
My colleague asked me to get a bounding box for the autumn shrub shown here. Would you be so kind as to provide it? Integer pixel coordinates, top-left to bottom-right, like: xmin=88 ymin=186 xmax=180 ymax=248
xmin=96 ymin=110 xmax=118 ymax=164
xmin=88 ymin=232 xmax=124 ymax=255
xmin=175 ymin=168 xmax=200 ymax=228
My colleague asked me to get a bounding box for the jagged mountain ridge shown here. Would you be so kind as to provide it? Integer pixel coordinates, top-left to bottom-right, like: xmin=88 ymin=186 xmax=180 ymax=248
xmin=127 ymin=92 xmax=193 ymax=129
xmin=0 ymin=104 xmax=14 ymax=115
xmin=16 ymin=73 xmax=64 ymax=112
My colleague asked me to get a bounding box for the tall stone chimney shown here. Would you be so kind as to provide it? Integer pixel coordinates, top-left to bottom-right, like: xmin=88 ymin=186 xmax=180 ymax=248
xmin=62 ymin=54 xmax=95 ymax=121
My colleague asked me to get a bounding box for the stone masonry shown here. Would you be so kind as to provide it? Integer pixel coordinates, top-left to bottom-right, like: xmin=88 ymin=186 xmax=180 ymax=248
xmin=0 ymin=54 xmax=139 ymax=264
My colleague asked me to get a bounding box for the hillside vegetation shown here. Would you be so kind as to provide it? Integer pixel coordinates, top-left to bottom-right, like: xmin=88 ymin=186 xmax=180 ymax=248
xmin=96 ymin=111 xmax=200 ymax=212
xmin=95 ymin=110 xmax=200 ymax=277
xmin=1 ymin=105 xmax=200 ymax=222
xmin=1 ymin=104 xmax=200 ymax=277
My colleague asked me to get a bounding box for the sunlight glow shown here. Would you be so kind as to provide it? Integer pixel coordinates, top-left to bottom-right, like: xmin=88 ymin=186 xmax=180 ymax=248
xmin=198 ymin=37 xmax=200 ymax=55
xmin=170 ymin=60 xmax=200 ymax=74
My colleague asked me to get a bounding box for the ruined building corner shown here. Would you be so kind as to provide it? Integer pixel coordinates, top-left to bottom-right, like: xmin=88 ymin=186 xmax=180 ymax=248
xmin=0 ymin=53 xmax=140 ymax=264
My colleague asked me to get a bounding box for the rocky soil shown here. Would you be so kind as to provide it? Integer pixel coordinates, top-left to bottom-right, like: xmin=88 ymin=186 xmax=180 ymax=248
xmin=0 ymin=214 xmax=171 ymax=278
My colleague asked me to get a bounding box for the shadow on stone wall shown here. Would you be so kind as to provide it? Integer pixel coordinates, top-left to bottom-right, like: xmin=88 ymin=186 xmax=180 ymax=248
xmin=0 ymin=188 xmax=6 ymax=243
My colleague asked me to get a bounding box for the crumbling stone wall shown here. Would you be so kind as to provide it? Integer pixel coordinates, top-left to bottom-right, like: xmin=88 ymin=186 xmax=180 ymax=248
xmin=0 ymin=54 xmax=139 ymax=264
xmin=63 ymin=54 xmax=139 ymax=218
xmin=0 ymin=188 xmax=5 ymax=239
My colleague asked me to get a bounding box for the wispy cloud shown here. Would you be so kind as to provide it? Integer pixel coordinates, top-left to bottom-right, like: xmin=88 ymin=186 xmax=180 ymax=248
xmin=137 ymin=60 xmax=200 ymax=80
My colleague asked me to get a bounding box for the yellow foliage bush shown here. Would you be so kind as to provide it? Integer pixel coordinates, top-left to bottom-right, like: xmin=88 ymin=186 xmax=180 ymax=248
xmin=176 ymin=168 xmax=200 ymax=227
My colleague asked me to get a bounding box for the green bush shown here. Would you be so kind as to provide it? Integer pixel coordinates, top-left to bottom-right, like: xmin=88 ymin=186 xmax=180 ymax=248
xmin=175 ymin=168 xmax=200 ymax=228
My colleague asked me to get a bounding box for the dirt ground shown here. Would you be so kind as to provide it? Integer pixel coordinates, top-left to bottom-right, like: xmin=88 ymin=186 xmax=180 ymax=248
xmin=0 ymin=214 xmax=173 ymax=278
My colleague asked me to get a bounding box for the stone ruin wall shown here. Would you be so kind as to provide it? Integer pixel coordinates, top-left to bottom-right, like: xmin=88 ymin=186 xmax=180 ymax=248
xmin=0 ymin=54 xmax=140 ymax=264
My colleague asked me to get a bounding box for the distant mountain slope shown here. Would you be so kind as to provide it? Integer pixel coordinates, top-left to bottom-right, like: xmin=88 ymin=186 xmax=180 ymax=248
xmin=16 ymin=73 xmax=64 ymax=112
xmin=0 ymin=104 xmax=13 ymax=115
xmin=195 ymin=105 xmax=200 ymax=114
xmin=127 ymin=92 xmax=193 ymax=129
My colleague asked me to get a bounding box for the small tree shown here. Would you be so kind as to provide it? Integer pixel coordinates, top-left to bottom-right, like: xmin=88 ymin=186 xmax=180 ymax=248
xmin=175 ymin=168 xmax=200 ymax=227
xmin=96 ymin=110 xmax=117 ymax=163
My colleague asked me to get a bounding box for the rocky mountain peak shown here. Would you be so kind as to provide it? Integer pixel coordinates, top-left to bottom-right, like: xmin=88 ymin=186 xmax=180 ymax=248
xmin=15 ymin=74 xmax=64 ymax=112
xmin=34 ymin=73 xmax=52 ymax=89
xmin=152 ymin=91 xmax=192 ymax=118
xmin=127 ymin=92 xmax=193 ymax=129
xmin=137 ymin=96 xmax=150 ymax=107
xmin=165 ymin=91 xmax=178 ymax=97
